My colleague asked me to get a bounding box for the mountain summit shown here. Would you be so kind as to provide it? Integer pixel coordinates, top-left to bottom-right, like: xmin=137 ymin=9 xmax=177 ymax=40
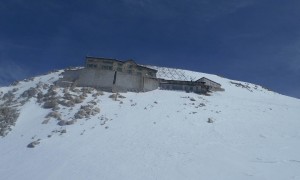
xmin=1 ymin=66 xmax=300 ymax=180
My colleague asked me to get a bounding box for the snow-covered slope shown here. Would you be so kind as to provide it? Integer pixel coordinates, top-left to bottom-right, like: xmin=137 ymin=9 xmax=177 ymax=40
xmin=1 ymin=67 xmax=300 ymax=180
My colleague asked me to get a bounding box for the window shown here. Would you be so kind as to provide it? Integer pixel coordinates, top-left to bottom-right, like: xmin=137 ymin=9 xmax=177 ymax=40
xmin=102 ymin=65 xmax=113 ymax=70
xmin=148 ymin=71 xmax=154 ymax=77
xmin=87 ymin=64 xmax=97 ymax=68
xmin=117 ymin=67 xmax=122 ymax=72
xmin=103 ymin=61 xmax=114 ymax=65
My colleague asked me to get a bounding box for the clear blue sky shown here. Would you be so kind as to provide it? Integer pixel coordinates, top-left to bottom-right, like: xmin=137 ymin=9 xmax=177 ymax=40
xmin=0 ymin=0 xmax=299 ymax=98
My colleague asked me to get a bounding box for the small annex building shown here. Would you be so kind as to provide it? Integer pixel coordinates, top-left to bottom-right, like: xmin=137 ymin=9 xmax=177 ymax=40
xmin=159 ymin=79 xmax=209 ymax=94
xmin=195 ymin=77 xmax=222 ymax=91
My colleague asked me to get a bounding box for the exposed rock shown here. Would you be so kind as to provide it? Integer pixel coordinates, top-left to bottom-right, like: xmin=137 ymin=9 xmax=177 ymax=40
xmin=0 ymin=106 xmax=19 ymax=137
xmin=44 ymin=90 xmax=57 ymax=98
xmin=63 ymin=88 xmax=69 ymax=94
xmin=74 ymin=105 xmax=100 ymax=119
xmin=45 ymin=111 xmax=62 ymax=120
xmin=80 ymin=92 xmax=88 ymax=98
xmin=3 ymin=91 xmax=15 ymax=102
xmin=92 ymin=91 xmax=104 ymax=97
xmin=230 ymin=81 xmax=252 ymax=92
xmin=88 ymin=101 xmax=97 ymax=105
xmin=43 ymin=100 xmax=58 ymax=109
xmin=61 ymin=129 xmax=67 ymax=134
xmin=42 ymin=84 xmax=50 ymax=90
xmin=58 ymin=119 xmax=76 ymax=126
xmin=81 ymin=87 xmax=95 ymax=94
xmin=58 ymin=100 xmax=75 ymax=107
xmin=207 ymin=118 xmax=214 ymax=123
xmin=36 ymin=82 xmax=44 ymax=89
xmin=21 ymin=87 xmax=38 ymax=99
xmin=118 ymin=94 xmax=126 ymax=98
xmin=74 ymin=97 xmax=83 ymax=104
xmin=37 ymin=92 xmax=44 ymax=100
xmin=57 ymin=120 xmax=67 ymax=126
xmin=52 ymin=105 xmax=60 ymax=111
xmin=10 ymin=81 xmax=20 ymax=86
xmin=66 ymin=119 xmax=76 ymax=125
xmin=74 ymin=110 xmax=86 ymax=119
xmin=42 ymin=119 xmax=50 ymax=124
xmin=63 ymin=93 xmax=74 ymax=100
xmin=49 ymin=85 xmax=57 ymax=91
xmin=94 ymin=107 xmax=100 ymax=113
xmin=12 ymin=88 xmax=19 ymax=92
xmin=70 ymin=88 xmax=81 ymax=93
xmin=27 ymin=140 xmax=40 ymax=148
xmin=109 ymin=93 xmax=118 ymax=100
xmin=199 ymin=103 xmax=206 ymax=107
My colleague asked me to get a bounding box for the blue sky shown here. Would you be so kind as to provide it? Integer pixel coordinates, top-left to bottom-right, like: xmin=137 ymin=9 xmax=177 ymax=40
xmin=0 ymin=0 xmax=299 ymax=98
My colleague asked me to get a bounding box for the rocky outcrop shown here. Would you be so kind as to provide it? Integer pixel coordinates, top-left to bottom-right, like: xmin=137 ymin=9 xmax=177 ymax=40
xmin=0 ymin=106 xmax=19 ymax=137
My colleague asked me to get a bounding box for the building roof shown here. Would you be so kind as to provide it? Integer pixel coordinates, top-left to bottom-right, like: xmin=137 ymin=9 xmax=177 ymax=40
xmin=159 ymin=79 xmax=207 ymax=86
xmin=196 ymin=77 xmax=221 ymax=86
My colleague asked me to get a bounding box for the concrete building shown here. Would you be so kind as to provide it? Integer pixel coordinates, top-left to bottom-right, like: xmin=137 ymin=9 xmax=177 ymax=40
xmin=57 ymin=56 xmax=223 ymax=94
xmin=57 ymin=57 xmax=159 ymax=92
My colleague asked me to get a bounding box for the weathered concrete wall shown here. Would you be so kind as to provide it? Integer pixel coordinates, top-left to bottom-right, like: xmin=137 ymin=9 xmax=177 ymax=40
xmin=77 ymin=69 xmax=115 ymax=90
xmin=57 ymin=68 xmax=159 ymax=92
xmin=143 ymin=78 xmax=159 ymax=92
xmin=61 ymin=69 xmax=81 ymax=81
xmin=55 ymin=69 xmax=83 ymax=87
xmin=114 ymin=72 xmax=142 ymax=92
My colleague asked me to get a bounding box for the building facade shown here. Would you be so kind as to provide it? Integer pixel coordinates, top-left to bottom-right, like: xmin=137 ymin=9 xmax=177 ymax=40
xmin=159 ymin=79 xmax=209 ymax=94
xmin=57 ymin=57 xmax=159 ymax=92
xmin=85 ymin=57 xmax=157 ymax=78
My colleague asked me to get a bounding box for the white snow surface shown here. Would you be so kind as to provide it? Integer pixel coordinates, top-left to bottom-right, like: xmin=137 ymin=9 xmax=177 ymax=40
xmin=1 ymin=67 xmax=300 ymax=180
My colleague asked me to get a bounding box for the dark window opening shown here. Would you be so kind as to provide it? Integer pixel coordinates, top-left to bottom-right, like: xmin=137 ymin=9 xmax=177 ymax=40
xmin=103 ymin=61 xmax=114 ymax=65
xmin=102 ymin=65 xmax=113 ymax=70
xmin=87 ymin=64 xmax=97 ymax=68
